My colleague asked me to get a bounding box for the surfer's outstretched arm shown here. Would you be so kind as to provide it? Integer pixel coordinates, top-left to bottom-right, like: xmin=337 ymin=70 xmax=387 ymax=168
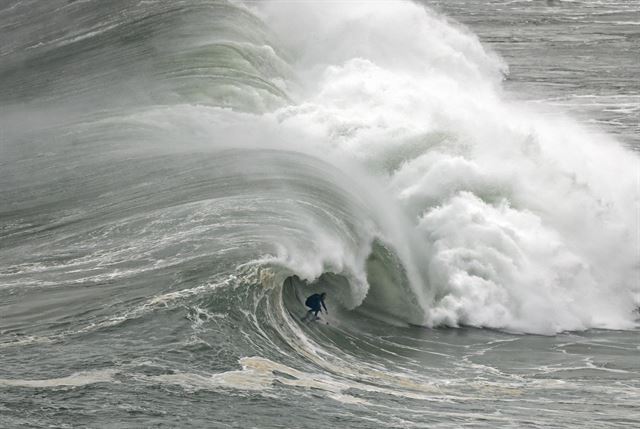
xmin=319 ymin=292 xmax=328 ymax=314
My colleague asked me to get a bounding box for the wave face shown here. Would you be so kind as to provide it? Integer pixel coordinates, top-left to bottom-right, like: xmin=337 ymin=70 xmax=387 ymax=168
xmin=1 ymin=1 xmax=639 ymax=427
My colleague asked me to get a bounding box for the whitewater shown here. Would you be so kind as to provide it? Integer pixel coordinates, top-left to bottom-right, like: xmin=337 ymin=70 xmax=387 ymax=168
xmin=1 ymin=0 xmax=639 ymax=427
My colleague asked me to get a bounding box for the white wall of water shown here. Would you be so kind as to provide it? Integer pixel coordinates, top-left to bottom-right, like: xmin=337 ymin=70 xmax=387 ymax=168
xmin=246 ymin=0 xmax=639 ymax=334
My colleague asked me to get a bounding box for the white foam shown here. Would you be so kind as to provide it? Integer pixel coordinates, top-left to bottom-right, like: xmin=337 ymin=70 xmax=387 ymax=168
xmin=249 ymin=0 xmax=639 ymax=333
xmin=141 ymin=355 xmax=454 ymax=404
xmin=0 ymin=368 xmax=117 ymax=388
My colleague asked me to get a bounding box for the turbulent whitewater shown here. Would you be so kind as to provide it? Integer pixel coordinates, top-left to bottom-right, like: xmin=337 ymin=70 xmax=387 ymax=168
xmin=1 ymin=1 xmax=639 ymax=427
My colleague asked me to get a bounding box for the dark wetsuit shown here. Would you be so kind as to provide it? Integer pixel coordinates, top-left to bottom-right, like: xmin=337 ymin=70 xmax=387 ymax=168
xmin=305 ymin=293 xmax=327 ymax=317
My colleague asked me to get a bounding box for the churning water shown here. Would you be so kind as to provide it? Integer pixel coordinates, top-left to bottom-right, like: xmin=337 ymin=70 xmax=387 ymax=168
xmin=1 ymin=1 xmax=638 ymax=427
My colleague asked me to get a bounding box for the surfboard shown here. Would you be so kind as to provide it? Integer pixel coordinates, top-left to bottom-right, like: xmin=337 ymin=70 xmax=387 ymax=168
xmin=287 ymin=309 xmax=329 ymax=325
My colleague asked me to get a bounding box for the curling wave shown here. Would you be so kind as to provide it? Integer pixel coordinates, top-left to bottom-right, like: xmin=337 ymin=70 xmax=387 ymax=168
xmin=1 ymin=0 xmax=637 ymax=340
xmin=248 ymin=1 xmax=639 ymax=334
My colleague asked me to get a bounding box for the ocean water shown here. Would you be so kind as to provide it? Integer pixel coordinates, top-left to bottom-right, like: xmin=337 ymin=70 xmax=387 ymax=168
xmin=0 ymin=1 xmax=638 ymax=427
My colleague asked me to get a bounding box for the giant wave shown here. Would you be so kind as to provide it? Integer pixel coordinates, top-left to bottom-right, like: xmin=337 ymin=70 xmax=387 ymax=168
xmin=1 ymin=0 xmax=637 ymax=341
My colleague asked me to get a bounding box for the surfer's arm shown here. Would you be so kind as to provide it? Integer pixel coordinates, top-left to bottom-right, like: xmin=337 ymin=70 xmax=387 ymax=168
xmin=322 ymin=300 xmax=328 ymax=313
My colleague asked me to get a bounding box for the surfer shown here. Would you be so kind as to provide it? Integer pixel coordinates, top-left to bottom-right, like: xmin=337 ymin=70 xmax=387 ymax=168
xmin=302 ymin=292 xmax=328 ymax=322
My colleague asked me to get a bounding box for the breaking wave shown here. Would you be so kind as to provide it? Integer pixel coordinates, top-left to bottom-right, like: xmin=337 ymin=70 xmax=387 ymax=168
xmin=1 ymin=0 xmax=638 ymax=341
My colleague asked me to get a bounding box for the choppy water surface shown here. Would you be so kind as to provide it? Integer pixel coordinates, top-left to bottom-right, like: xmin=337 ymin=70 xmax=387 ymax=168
xmin=1 ymin=1 xmax=638 ymax=427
